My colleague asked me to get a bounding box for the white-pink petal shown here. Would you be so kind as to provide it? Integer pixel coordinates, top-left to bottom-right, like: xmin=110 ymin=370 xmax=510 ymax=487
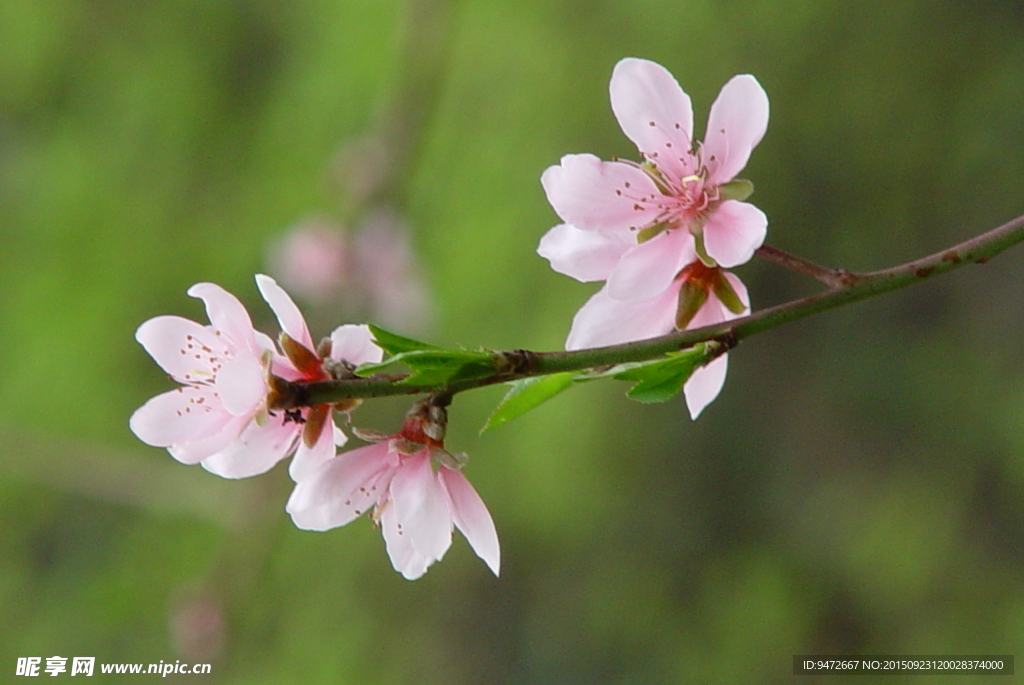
xmin=440 ymin=467 xmax=500 ymax=576
xmin=135 ymin=316 xmax=227 ymax=381
xmin=166 ymin=413 xmax=251 ymax=465
xmin=255 ymin=274 xmax=314 ymax=351
xmin=541 ymin=154 xmax=662 ymax=233
xmin=201 ymin=419 xmax=299 ymax=479
xmin=566 ymin=283 xmax=678 ymax=351
xmin=537 ymin=223 xmax=631 ymax=283
xmin=606 ymin=229 xmax=693 ymax=302
xmin=389 ymin=452 xmax=453 ymax=563
xmin=329 ymin=324 xmax=383 ymax=366
xmin=703 ymin=74 xmax=769 ymax=186
xmin=380 ymin=503 xmax=433 ymax=580
xmin=610 ymin=57 xmax=695 ymax=181
xmin=187 ymin=282 xmax=258 ymax=353
xmin=215 ymin=355 xmax=267 ymax=416
xmin=288 ymin=416 xmax=339 ymax=482
xmin=684 ymin=354 xmax=729 ymax=419
xmin=286 ymin=442 xmax=395 ymax=531
xmin=129 ymin=387 xmax=228 ymax=449
xmin=702 ymin=200 xmax=767 ymax=268
xmin=683 ymin=272 xmax=748 ymax=419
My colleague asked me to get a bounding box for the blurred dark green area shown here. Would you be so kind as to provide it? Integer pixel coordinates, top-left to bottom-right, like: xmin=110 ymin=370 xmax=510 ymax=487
xmin=2 ymin=0 xmax=1024 ymax=682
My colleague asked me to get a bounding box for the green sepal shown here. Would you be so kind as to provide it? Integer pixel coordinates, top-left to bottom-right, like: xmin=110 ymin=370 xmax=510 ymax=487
xmin=613 ymin=345 xmax=709 ymax=403
xmin=693 ymin=231 xmax=716 ymax=267
xmin=675 ymin=280 xmax=709 ymax=329
xmin=636 ymin=223 xmax=667 ymax=244
xmin=718 ymin=178 xmax=754 ymax=202
xmin=711 ymin=274 xmax=746 ymax=315
xmin=481 ymin=372 xmax=577 ymax=433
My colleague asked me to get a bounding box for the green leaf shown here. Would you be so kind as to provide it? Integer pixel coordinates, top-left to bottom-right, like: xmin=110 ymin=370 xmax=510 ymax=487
xmin=368 ymin=324 xmax=440 ymax=355
xmin=613 ymin=346 xmax=709 ymax=404
xmin=482 ymin=372 xmax=577 ymax=433
xmin=356 ymin=347 xmax=496 ymax=385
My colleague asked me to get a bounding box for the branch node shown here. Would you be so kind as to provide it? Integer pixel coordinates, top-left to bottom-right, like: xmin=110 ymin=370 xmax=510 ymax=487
xmin=496 ymin=349 xmax=536 ymax=376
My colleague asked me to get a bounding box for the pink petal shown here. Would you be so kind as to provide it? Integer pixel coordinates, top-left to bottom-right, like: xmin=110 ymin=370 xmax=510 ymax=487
xmin=389 ymin=452 xmax=452 ymax=563
xmin=681 ymin=273 xmax=747 ymax=419
xmin=541 ymin=154 xmax=662 ymax=233
xmin=129 ymin=387 xmax=229 ymax=449
xmin=333 ymin=424 xmax=349 ymax=448
xmin=270 ymin=354 xmax=304 ymax=382
xmin=253 ymin=331 xmax=278 ymax=355
xmin=135 ymin=316 xmax=231 ymax=380
xmin=684 ymin=353 xmax=728 ymax=419
xmin=255 ymin=274 xmax=314 ymax=351
xmin=606 ymin=229 xmax=694 ymax=302
xmin=702 ymin=200 xmax=767 ymax=268
xmin=215 ymin=355 xmax=267 ymax=416
xmin=187 ymin=283 xmax=258 ymax=352
xmin=288 ymin=415 xmax=339 ymax=482
xmin=566 ymin=283 xmax=678 ymax=350
xmin=439 ymin=467 xmax=500 ymax=576
xmin=703 ymin=74 xmax=769 ymax=186
xmin=286 ymin=442 xmax=395 ymax=531
xmin=329 ymin=324 xmax=383 ymax=365
xmin=610 ymin=57 xmax=695 ymax=181
xmin=380 ymin=503 xmax=433 ymax=580
xmin=537 ymin=223 xmax=631 ymax=283
xmin=200 ymin=419 xmax=299 ymax=479
xmin=166 ymin=413 xmax=251 ymax=464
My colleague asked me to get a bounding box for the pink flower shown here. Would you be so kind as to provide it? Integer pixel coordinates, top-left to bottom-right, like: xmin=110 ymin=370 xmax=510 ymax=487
xmin=546 ymin=224 xmax=750 ymax=418
xmin=541 ymin=58 xmax=769 ymax=299
xmin=538 ymin=58 xmax=767 ymax=417
xmin=130 ymin=276 xmax=382 ymax=480
xmin=286 ymin=401 xmax=499 ymax=580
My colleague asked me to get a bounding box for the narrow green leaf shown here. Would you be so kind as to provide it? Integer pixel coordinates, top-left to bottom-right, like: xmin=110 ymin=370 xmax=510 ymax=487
xmin=400 ymin=356 xmax=495 ymax=386
xmin=356 ymin=347 xmax=496 ymax=385
xmin=368 ymin=324 xmax=440 ymax=355
xmin=482 ymin=372 xmax=577 ymax=433
xmin=614 ymin=346 xmax=709 ymax=404
xmin=624 ymin=367 xmax=695 ymax=403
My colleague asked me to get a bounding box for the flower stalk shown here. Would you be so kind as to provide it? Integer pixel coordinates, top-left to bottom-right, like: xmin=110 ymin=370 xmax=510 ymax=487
xmin=277 ymin=211 xmax=1024 ymax=406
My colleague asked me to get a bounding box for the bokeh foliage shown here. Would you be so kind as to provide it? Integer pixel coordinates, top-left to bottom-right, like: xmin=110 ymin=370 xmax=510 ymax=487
xmin=2 ymin=0 xmax=1024 ymax=682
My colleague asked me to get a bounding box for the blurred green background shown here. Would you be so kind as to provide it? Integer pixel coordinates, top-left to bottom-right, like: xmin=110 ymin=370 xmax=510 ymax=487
xmin=3 ymin=0 xmax=1024 ymax=682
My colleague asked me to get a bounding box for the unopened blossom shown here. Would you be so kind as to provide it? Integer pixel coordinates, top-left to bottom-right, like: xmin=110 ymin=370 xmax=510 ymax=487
xmin=287 ymin=400 xmax=499 ymax=580
xmin=266 ymin=217 xmax=347 ymax=304
xmin=130 ymin=276 xmax=382 ymax=480
xmin=352 ymin=208 xmax=433 ymax=333
xmin=543 ymin=225 xmax=749 ymax=418
xmin=266 ymin=209 xmax=433 ymax=333
xmin=541 ymin=57 xmax=769 ymax=304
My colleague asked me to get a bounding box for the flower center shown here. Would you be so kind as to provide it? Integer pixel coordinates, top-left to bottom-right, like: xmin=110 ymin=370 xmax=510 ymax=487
xmin=623 ymin=151 xmax=719 ymax=244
